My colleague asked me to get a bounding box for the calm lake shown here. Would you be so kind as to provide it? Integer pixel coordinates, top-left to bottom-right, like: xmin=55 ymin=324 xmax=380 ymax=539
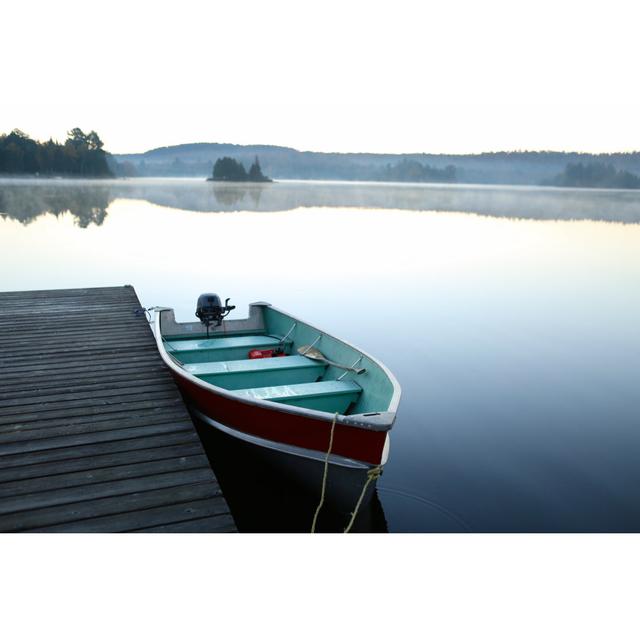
xmin=2 ymin=177 xmax=640 ymax=532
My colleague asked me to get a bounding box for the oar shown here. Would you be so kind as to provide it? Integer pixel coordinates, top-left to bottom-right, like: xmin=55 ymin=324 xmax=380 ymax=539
xmin=297 ymin=346 xmax=366 ymax=375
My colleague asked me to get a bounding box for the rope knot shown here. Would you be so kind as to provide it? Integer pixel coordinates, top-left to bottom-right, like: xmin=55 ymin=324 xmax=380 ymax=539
xmin=367 ymin=466 xmax=383 ymax=482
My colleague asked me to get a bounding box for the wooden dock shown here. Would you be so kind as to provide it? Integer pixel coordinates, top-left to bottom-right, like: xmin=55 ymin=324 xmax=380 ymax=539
xmin=0 ymin=286 xmax=236 ymax=532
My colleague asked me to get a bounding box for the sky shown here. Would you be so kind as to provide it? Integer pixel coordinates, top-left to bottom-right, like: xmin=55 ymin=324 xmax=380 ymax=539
xmin=2 ymin=0 xmax=640 ymax=155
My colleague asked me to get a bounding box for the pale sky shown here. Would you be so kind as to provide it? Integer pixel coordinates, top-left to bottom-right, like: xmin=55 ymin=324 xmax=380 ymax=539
xmin=3 ymin=0 xmax=639 ymax=155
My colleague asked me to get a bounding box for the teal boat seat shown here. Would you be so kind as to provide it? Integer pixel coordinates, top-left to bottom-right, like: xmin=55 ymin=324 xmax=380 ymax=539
xmin=233 ymin=380 xmax=362 ymax=414
xmin=166 ymin=335 xmax=291 ymax=364
xmin=185 ymin=355 xmax=326 ymax=390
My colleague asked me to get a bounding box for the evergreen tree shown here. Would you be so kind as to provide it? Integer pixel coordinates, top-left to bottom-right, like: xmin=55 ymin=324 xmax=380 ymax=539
xmin=248 ymin=156 xmax=265 ymax=180
xmin=0 ymin=128 xmax=112 ymax=176
xmin=212 ymin=157 xmax=248 ymax=181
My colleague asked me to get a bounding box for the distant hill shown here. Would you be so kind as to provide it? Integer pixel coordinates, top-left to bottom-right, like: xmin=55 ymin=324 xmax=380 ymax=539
xmin=112 ymin=143 xmax=640 ymax=186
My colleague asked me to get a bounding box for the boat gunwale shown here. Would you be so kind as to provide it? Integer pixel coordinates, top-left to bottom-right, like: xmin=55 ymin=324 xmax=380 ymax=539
xmin=192 ymin=408 xmax=373 ymax=470
xmin=153 ymin=302 xmax=400 ymax=432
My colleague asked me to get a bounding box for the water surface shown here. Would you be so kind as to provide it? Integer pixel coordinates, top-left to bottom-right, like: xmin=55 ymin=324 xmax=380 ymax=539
xmin=2 ymin=178 xmax=640 ymax=531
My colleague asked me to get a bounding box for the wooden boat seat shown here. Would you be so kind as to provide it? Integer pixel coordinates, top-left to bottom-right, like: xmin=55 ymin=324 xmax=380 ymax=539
xmin=185 ymin=355 xmax=326 ymax=390
xmin=166 ymin=335 xmax=292 ymax=364
xmin=233 ymin=380 xmax=362 ymax=414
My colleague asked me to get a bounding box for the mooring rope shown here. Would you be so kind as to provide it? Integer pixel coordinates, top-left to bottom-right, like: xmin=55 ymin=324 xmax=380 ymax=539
xmin=310 ymin=412 xmax=338 ymax=533
xmin=343 ymin=465 xmax=382 ymax=533
xmin=134 ymin=307 xmax=152 ymax=323
xmin=310 ymin=413 xmax=384 ymax=534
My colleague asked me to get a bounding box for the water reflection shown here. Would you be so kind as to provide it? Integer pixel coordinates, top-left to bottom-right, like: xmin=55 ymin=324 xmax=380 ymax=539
xmin=212 ymin=184 xmax=266 ymax=208
xmin=195 ymin=418 xmax=388 ymax=532
xmin=0 ymin=181 xmax=111 ymax=227
xmin=2 ymin=177 xmax=640 ymax=225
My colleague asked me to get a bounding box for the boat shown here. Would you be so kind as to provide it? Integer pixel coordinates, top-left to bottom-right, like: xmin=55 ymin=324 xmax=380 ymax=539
xmin=152 ymin=295 xmax=401 ymax=511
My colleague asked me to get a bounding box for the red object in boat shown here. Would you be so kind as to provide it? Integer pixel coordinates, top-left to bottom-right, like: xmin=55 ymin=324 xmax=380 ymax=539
xmin=248 ymin=348 xmax=286 ymax=359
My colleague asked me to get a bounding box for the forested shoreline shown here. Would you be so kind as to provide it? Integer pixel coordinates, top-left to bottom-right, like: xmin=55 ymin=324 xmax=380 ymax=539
xmin=116 ymin=143 xmax=640 ymax=187
xmin=545 ymin=162 xmax=640 ymax=189
xmin=3 ymin=130 xmax=640 ymax=189
xmin=0 ymin=129 xmax=112 ymax=177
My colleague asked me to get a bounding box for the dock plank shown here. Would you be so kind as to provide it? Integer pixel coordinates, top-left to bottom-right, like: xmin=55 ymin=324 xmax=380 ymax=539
xmin=0 ymin=286 xmax=236 ymax=532
xmin=0 ymin=433 xmax=200 ymax=475
xmin=0 ymin=421 xmax=195 ymax=457
xmin=0 ymin=482 xmax=222 ymax=532
xmin=0 ymin=454 xmax=211 ymax=501
xmin=133 ymin=513 xmax=237 ymax=533
xmin=30 ymin=497 xmax=231 ymax=533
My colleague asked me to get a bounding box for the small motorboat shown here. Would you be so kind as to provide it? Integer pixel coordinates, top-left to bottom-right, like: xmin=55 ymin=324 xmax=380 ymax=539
xmin=153 ymin=295 xmax=401 ymax=511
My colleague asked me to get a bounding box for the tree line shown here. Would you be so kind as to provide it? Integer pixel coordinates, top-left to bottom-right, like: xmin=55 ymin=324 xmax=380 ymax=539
xmin=0 ymin=128 xmax=112 ymax=176
xmin=116 ymin=143 xmax=640 ymax=185
xmin=545 ymin=162 xmax=640 ymax=189
xmin=377 ymin=159 xmax=457 ymax=183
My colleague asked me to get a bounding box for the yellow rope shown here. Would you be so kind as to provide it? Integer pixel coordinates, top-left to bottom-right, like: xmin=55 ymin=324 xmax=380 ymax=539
xmin=310 ymin=413 xmax=384 ymax=533
xmin=310 ymin=412 xmax=338 ymax=533
xmin=343 ymin=465 xmax=383 ymax=533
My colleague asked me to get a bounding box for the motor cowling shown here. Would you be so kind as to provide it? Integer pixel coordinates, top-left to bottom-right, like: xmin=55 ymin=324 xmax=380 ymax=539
xmin=195 ymin=293 xmax=235 ymax=332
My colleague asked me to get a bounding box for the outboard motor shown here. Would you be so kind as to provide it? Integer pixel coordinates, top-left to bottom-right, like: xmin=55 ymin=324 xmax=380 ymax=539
xmin=195 ymin=293 xmax=235 ymax=336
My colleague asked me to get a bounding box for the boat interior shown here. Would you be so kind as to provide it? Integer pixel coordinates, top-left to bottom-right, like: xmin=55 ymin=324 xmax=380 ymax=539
xmin=159 ymin=304 xmax=396 ymax=417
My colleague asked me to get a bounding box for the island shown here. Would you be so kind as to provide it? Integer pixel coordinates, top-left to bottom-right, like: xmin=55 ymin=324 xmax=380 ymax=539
xmin=207 ymin=156 xmax=272 ymax=182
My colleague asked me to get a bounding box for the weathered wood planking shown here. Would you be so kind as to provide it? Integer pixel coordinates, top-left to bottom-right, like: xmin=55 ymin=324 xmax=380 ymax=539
xmin=0 ymin=286 xmax=236 ymax=533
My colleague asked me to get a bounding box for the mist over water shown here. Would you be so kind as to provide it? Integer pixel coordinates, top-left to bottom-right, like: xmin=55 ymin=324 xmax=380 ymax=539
xmin=2 ymin=177 xmax=640 ymax=531
xmin=3 ymin=177 xmax=640 ymax=224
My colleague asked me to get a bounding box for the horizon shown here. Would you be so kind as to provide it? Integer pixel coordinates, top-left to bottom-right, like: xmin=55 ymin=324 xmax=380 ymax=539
xmin=5 ymin=126 xmax=640 ymax=158
xmin=4 ymin=131 xmax=640 ymax=159
xmin=118 ymin=141 xmax=640 ymax=158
